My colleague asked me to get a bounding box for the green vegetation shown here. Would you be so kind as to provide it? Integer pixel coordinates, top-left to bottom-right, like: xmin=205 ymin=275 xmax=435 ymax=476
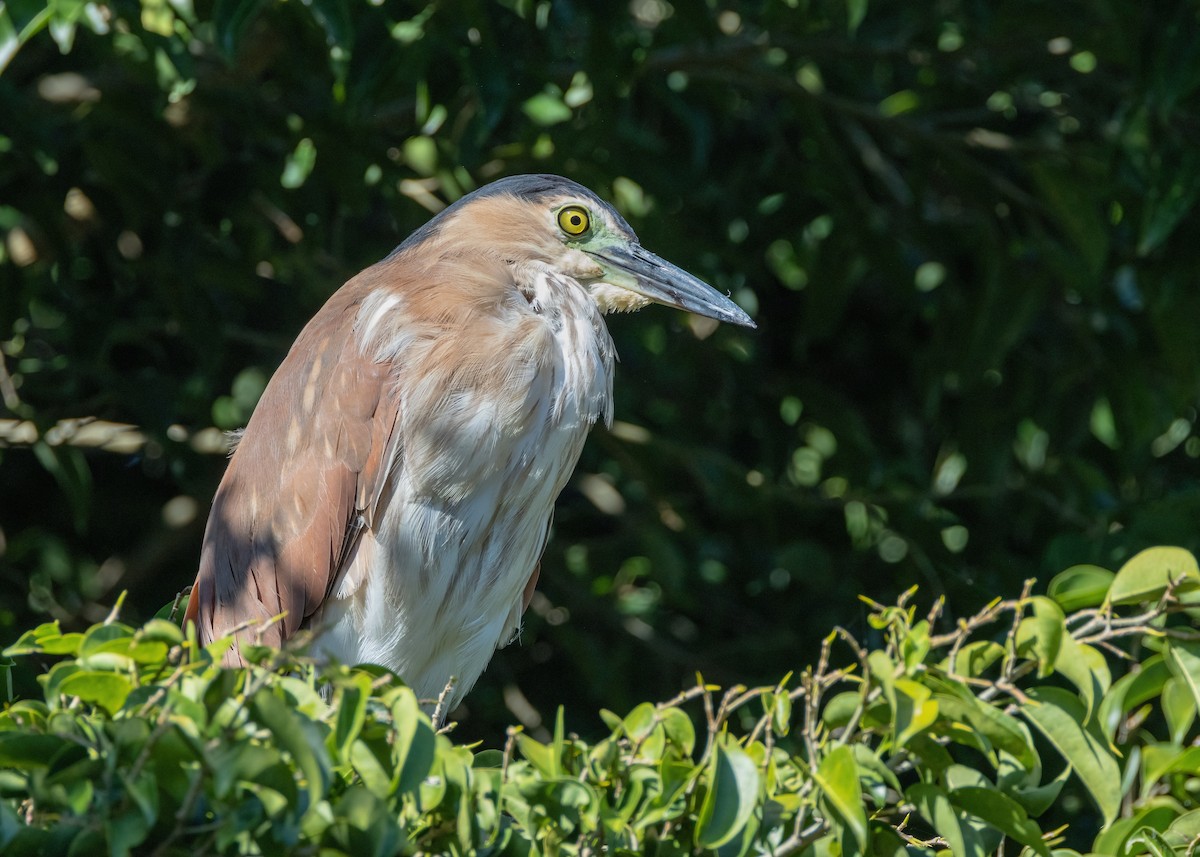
xmin=3 ymin=548 xmax=1200 ymax=855
xmin=3 ymin=0 xmax=1200 ymax=851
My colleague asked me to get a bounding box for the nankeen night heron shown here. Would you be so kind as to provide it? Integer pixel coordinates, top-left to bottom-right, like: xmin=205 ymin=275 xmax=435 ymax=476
xmin=186 ymin=174 xmax=754 ymax=706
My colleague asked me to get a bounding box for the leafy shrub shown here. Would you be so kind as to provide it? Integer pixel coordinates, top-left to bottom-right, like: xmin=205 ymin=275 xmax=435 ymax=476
xmin=3 ymin=548 xmax=1200 ymax=855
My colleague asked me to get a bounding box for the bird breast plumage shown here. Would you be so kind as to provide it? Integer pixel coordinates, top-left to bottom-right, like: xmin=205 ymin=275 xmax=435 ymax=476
xmin=314 ymin=261 xmax=616 ymax=702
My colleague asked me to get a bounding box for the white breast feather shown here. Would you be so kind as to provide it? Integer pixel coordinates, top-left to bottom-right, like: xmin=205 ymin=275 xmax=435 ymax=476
xmin=315 ymin=267 xmax=614 ymax=704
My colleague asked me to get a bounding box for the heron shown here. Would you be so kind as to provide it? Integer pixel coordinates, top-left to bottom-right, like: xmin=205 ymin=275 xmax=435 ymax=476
xmin=186 ymin=174 xmax=754 ymax=707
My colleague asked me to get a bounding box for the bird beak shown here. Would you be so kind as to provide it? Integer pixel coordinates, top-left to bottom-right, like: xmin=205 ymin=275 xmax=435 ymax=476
xmin=589 ymin=244 xmax=757 ymax=328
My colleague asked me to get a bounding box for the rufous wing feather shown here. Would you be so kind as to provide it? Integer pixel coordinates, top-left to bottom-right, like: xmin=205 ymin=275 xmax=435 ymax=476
xmin=190 ymin=281 xmax=401 ymax=664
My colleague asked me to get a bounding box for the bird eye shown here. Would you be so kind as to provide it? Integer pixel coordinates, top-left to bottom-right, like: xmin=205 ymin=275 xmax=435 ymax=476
xmin=557 ymin=205 xmax=590 ymax=237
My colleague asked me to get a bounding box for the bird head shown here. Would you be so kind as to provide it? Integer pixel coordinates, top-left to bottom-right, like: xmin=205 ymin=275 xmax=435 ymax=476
xmin=394 ymin=174 xmax=756 ymax=329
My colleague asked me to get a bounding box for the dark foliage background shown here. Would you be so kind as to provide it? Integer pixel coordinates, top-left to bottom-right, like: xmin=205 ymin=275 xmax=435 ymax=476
xmin=3 ymin=0 xmax=1199 ymax=770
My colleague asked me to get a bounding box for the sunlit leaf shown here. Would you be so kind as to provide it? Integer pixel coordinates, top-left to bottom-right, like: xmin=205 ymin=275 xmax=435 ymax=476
xmin=1108 ymin=546 xmax=1200 ymax=605
xmin=1014 ymin=597 xmax=1064 ymax=678
xmin=331 ymin=671 xmax=371 ymax=760
xmin=57 ymin=670 xmax=133 ymax=714
xmin=893 ymin=678 xmax=939 ymax=749
xmin=1020 ymin=686 xmax=1121 ymax=825
xmin=389 ymin=687 xmax=436 ymax=795
xmin=522 ymin=91 xmax=572 ymax=126
xmin=812 ymin=744 xmax=868 ymax=849
xmin=1047 ymin=565 xmax=1114 ymax=611
xmin=281 ymin=137 xmax=317 ymax=189
xmin=1165 ymin=640 xmax=1200 ymax=714
xmin=1054 ymin=636 xmax=1110 ymax=722
xmin=695 ymin=737 xmax=760 ymax=849
xmin=951 ymin=786 xmax=1051 ymax=856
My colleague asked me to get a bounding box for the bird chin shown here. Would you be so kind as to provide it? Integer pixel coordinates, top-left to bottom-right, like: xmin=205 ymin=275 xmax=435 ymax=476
xmin=587 ymin=282 xmax=654 ymax=315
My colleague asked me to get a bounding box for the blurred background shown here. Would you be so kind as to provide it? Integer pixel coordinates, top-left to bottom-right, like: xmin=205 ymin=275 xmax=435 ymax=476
xmin=2 ymin=0 xmax=1199 ymax=747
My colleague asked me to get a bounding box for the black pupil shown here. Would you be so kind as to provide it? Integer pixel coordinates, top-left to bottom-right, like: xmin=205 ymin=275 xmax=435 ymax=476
xmin=570 ymin=214 xmax=582 ymax=227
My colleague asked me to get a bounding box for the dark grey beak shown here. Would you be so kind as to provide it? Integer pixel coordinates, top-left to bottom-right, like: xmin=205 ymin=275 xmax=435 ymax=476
xmin=589 ymin=244 xmax=756 ymax=328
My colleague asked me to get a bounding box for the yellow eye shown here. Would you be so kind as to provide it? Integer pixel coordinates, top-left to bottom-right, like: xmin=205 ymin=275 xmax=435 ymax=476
xmin=557 ymin=205 xmax=590 ymax=237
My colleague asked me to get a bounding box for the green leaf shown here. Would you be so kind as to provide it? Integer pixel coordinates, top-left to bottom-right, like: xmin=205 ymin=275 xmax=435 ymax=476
xmin=0 ymin=733 xmax=71 ymax=768
xmin=402 ymin=136 xmax=438 ymax=176
xmin=3 ymin=622 xmax=83 ymax=657
xmin=1165 ymin=639 xmax=1200 ymax=714
xmin=852 ymin=744 xmax=901 ymax=808
xmin=845 ymin=0 xmax=868 ymax=34
xmin=1107 ymin=546 xmax=1200 ymax=605
xmin=550 ymin=705 xmax=566 ymax=774
xmin=1014 ymin=597 xmax=1064 ymax=678
xmin=902 ymin=619 xmax=931 ymax=670
xmin=1161 ymin=676 xmax=1196 ymax=745
xmin=1054 ymin=636 xmax=1110 ymax=723
xmin=0 ymin=699 xmax=48 ymax=731
xmin=1164 ymin=808 xmax=1200 ymax=850
xmin=1140 ymin=743 xmax=1194 ymax=799
xmin=522 ymin=91 xmax=572 ymax=126
xmin=1006 ymin=766 xmax=1068 ymax=817
xmin=516 ymin=733 xmax=557 ymax=778
xmin=812 ymin=744 xmax=867 ymax=850
xmin=333 ymin=787 xmax=402 ymax=856
xmin=1125 ymin=825 xmax=1176 ymax=857
xmin=281 ymin=137 xmax=317 ymax=189
xmin=79 ymin=652 xmax=136 ymax=673
xmin=598 ymin=709 xmax=622 ymax=732
xmin=332 ymin=671 xmax=371 ymax=761
xmin=695 ymin=737 xmax=761 ymax=849
xmin=251 ymin=688 xmax=332 ymax=809
xmin=822 ymin=691 xmax=862 ymax=729
xmin=138 ymin=619 xmax=184 ymax=647
xmin=905 ymin=733 xmax=954 ymax=775
xmin=951 ymin=786 xmax=1051 ymax=856
xmin=1046 ymin=564 xmax=1114 ymax=611
xmin=659 ymin=706 xmax=696 ymax=756
xmin=388 ymin=687 xmax=435 ymax=795
xmin=79 ymin=622 xmax=136 ymax=656
xmin=1093 ymin=797 xmax=1185 ymax=856
xmin=622 ymin=702 xmax=656 ymax=743
xmin=892 ymin=678 xmax=938 ymax=749
xmin=637 ymin=759 xmax=692 ymax=829
xmin=349 ymin=738 xmax=391 ymax=794
xmin=945 ymin=640 xmax=1005 ymax=678
xmin=1100 ymin=655 xmax=1171 ymax=740
xmin=769 ymin=690 xmax=792 ymax=737
xmin=208 ymin=742 xmax=276 ymax=799
xmin=932 ymin=682 xmax=1039 ymax=772
xmin=1019 ymin=686 xmax=1121 ymax=825
xmin=908 ymin=783 xmax=982 ymax=857
xmin=35 ymin=632 xmax=86 ymax=655
xmin=105 ymin=809 xmax=150 ymax=857
xmin=1162 ymin=745 xmax=1200 ymax=777
xmin=57 ymin=670 xmax=133 ymax=714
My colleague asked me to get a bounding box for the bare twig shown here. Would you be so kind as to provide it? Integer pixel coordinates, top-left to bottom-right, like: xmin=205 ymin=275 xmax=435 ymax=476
xmin=431 ymin=676 xmax=457 ymax=728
